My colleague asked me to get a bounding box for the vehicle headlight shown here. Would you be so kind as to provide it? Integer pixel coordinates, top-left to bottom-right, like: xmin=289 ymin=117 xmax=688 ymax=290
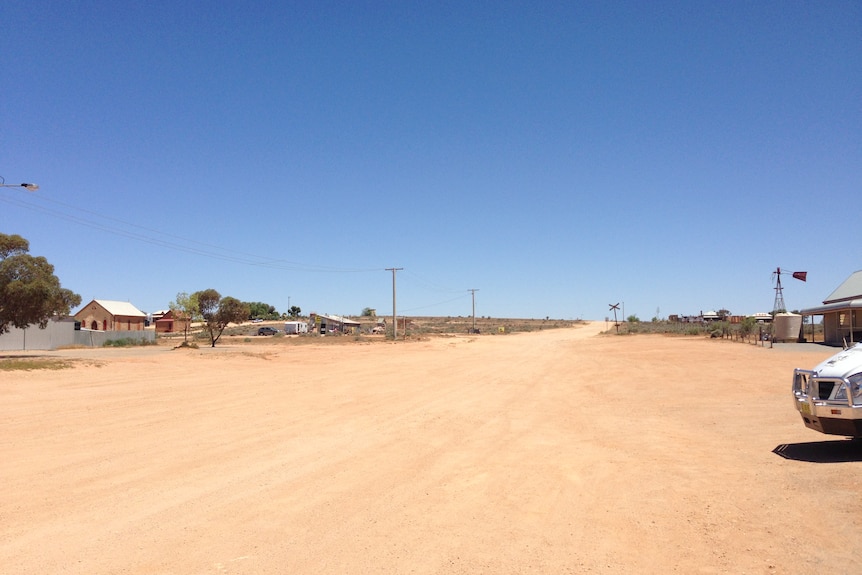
xmin=849 ymin=373 xmax=862 ymax=405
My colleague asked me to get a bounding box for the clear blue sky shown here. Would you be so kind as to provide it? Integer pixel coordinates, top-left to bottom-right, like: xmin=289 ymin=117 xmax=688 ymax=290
xmin=2 ymin=1 xmax=860 ymax=320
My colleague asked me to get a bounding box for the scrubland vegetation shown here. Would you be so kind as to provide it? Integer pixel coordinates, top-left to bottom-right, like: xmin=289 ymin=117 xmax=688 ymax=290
xmin=609 ymin=317 xmax=823 ymax=344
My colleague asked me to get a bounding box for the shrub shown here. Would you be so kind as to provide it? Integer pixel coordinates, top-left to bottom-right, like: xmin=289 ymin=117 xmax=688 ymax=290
xmin=103 ymin=337 xmax=156 ymax=347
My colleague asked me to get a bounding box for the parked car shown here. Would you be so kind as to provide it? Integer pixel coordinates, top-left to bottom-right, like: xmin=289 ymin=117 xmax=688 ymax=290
xmin=257 ymin=326 xmax=279 ymax=336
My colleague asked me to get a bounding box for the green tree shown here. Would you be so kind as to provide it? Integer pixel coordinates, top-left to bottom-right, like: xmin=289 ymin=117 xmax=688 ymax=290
xmin=627 ymin=314 xmax=640 ymax=323
xmin=169 ymin=291 xmax=199 ymax=342
xmin=0 ymin=233 xmax=81 ymax=334
xmin=246 ymin=301 xmax=278 ymax=320
xmin=739 ymin=316 xmax=757 ymax=341
xmin=193 ymin=289 xmax=250 ymax=347
xmin=361 ymin=307 xmax=376 ymax=317
xmin=288 ymin=305 xmax=301 ymax=318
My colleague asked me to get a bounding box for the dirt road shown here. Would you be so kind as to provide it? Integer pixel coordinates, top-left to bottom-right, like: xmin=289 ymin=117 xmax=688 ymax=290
xmin=2 ymin=324 xmax=859 ymax=574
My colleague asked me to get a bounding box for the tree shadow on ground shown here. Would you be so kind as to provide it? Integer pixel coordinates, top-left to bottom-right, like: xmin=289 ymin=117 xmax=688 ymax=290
xmin=773 ymin=440 xmax=862 ymax=463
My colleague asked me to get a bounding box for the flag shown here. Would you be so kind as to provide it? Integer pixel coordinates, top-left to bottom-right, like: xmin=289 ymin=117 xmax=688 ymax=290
xmin=792 ymin=271 xmax=807 ymax=282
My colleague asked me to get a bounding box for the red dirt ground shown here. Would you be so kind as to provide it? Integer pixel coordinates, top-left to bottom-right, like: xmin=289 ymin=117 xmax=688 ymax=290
xmin=2 ymin=323 xmax=859 ymax=574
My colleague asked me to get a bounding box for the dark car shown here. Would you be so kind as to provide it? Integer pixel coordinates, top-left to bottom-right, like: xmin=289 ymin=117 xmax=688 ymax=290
xmin=257 ymin=326 xmax=279 ymax=336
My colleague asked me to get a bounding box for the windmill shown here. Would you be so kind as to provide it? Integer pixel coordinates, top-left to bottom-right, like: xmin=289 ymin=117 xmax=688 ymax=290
xmin=772 ymin=267 xmax=807 ymax=314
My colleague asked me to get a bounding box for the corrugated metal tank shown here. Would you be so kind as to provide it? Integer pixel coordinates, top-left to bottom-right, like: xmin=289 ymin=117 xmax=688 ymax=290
xmin=774 ymin=313 xmax=803 ymax=342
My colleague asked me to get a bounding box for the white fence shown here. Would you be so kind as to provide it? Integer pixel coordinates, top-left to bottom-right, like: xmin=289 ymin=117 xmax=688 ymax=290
xmin=0 ymin=321 xmax=155 ymax=351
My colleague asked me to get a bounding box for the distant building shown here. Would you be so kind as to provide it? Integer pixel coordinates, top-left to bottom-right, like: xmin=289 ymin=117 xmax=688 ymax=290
xmin=150 ymin=309 xmax=170 ymax=324
xmin=309 ymin=313 xmax=361 ymax=335
xmin=74 ymin=299 xmax=146 ymax=331
xmin=670 ymin=314 xmax=702 ymax=323
xmin=701 ymin=310 xmax=720 ymax=322
xmin=670 ymin=313 xmax=708 ymax=324
xmin=800 ymin=270 xmax=862 ymax=346
xmin=154 ymin=310 xmax=190 ymax=334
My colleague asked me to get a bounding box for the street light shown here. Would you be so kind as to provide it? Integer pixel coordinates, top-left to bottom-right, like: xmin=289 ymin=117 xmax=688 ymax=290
xmin=1 ymin=183 xmax=38 ymax=191
xmin=0 ymin=177 xmax=38 ymax=191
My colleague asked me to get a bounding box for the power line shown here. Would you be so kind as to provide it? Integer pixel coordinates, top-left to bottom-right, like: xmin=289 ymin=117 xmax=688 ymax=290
xmin=401 ymin=269 xmax=465 ymax=293
xmin=2 ymin=190 xmax=485 ymax=315
xmin=399 ymin=293 xmax=471 ymax=314
xmin=0 ymin=191 xmax=381 ymax=273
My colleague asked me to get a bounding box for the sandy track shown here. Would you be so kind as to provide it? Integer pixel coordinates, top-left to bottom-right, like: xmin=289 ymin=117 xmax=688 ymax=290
xmin=2 ymin=323 xmax=860 ymax=574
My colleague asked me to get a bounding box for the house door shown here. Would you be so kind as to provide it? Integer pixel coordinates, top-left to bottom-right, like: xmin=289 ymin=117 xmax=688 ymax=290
xmin=91 ymin=320 xmax=98 ymax=330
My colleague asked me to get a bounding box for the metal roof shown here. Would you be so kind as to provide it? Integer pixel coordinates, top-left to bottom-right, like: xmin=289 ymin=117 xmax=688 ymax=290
xmin=314 ymin=313 xmax=361 ymax=326
xmin=824 ymin=270 xmax=862 ymax=304
xmin=800 ymin=299 xmax=862 ymax=316
xmin=92 ymin=299 xmax=146 ymax=317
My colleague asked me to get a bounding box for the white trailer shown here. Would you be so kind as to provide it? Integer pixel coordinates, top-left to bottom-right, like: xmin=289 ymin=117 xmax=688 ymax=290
xmin=284 ymin=321 xmax=308 ymax=334
xmin=792 ymin=343 xmax=862 ymax=437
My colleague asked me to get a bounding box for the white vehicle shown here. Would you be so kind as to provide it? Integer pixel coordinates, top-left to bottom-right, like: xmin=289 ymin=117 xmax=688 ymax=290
xmin=792 ymin=343 xmax=862 ymax=437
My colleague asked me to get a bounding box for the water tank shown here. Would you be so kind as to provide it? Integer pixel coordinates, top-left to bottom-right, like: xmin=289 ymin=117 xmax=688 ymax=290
xmin=773 ymin=313 xmax=803 ymax=342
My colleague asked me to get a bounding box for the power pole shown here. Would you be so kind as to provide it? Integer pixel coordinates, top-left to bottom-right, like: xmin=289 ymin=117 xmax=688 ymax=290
xmin=386 ymin=267 xmax=403 ymax=340
xmin=469 ymin=289 xmax=479 ymax=333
